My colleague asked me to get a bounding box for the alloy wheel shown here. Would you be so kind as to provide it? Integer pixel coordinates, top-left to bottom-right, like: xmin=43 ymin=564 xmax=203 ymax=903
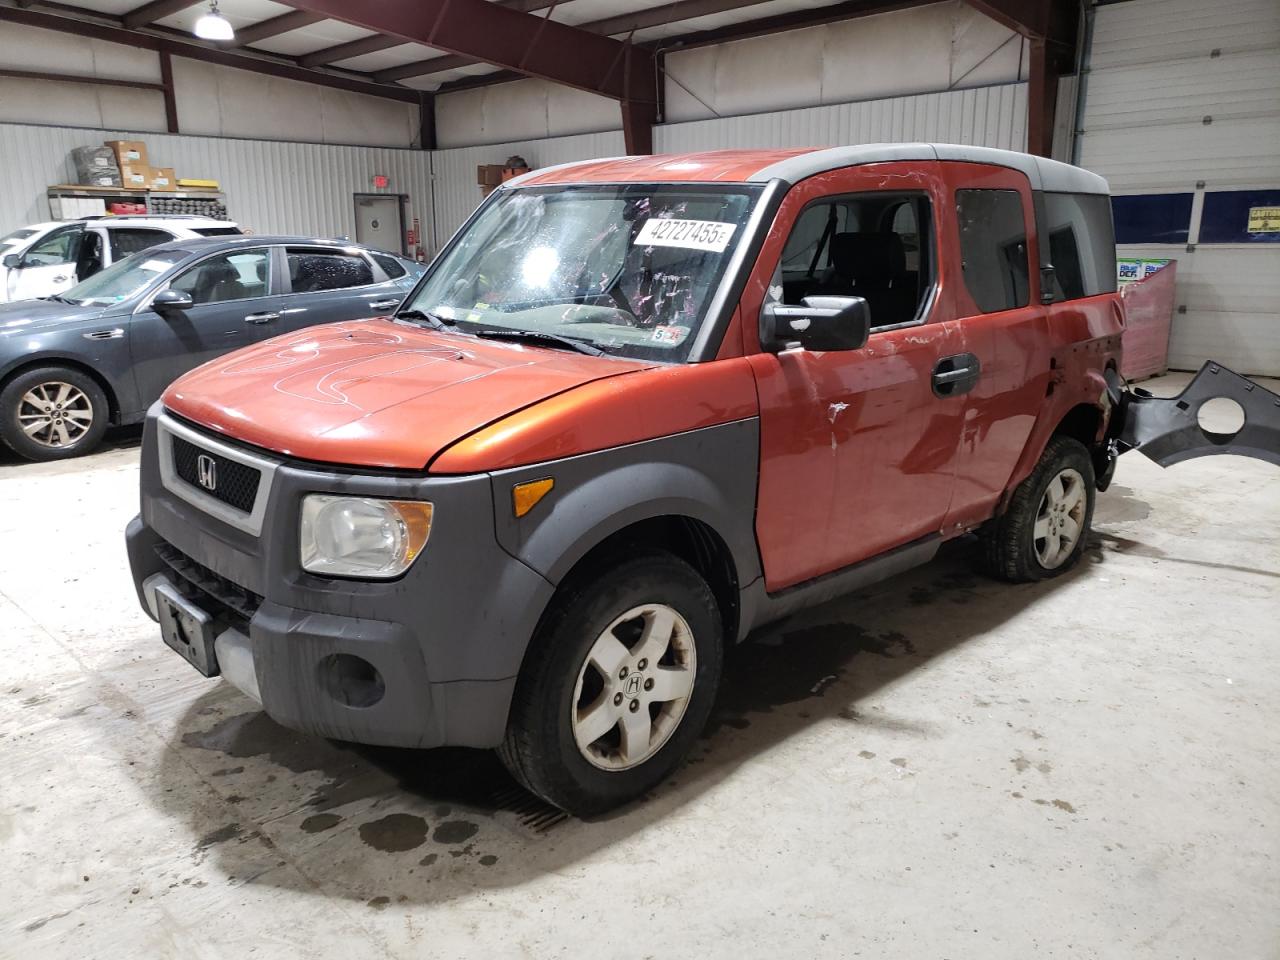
xmin=18 ymin=382 xmax=94 ymax=449
xmin=571 ymin=603 xmax=697 ymax=771
xmin=1034 ymin=467 xmax=1086 ymax=569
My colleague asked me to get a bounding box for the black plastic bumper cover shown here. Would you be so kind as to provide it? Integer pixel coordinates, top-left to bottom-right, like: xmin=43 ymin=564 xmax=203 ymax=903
xmin=1109 ymin=361 xmax=1280 ymax=468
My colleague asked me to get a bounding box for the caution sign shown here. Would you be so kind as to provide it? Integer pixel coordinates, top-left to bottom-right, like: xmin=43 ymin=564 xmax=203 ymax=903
xmin=1247 ymin=206 xmax=1280 ymax=233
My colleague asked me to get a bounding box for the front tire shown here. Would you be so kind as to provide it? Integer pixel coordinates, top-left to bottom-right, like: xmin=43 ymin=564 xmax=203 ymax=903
xmin=499 ymin=551 xmax=724 ymax=817
xmin=981 ymin=435 xmax=1096 ymax=582
xmin=0 ymin=366 xmax=109 ymax=462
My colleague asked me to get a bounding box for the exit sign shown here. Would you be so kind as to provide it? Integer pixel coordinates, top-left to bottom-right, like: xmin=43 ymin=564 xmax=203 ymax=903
xmin=372 ymin=174 xmax=390 ymax=188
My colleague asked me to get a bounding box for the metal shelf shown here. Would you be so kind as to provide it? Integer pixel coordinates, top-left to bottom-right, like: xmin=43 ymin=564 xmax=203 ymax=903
xmin=48 ymin=184 xmax=226 ymax=201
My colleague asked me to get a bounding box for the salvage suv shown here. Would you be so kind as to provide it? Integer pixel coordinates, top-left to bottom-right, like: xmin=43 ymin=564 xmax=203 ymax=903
xmin=126 ymin=144 xmax=1280 ymax=816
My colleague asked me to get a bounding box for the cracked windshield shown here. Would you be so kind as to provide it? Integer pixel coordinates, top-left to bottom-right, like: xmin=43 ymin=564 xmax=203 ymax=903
xmin=402 ymin=183 xmax=762 ymax=361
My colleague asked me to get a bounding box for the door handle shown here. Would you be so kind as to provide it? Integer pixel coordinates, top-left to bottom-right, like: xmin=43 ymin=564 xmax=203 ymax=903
xmin=53 ymin=275 xmax=69 ymax=283
xmin=244 ymin=312 xmax=280 ymax=324
xmin=368 ymin=299 xmax=399 ymax=311
xmin=932 ymin=353 xmax=981 ymax=398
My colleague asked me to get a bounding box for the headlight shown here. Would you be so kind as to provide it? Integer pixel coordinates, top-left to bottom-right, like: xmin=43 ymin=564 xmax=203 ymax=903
xmin=299 ymin=495 xmax=433 ymax=579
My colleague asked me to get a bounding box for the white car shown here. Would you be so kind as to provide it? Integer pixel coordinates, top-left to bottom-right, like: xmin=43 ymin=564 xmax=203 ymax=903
xmin=0 ymin=216 xmax=242 ymax=303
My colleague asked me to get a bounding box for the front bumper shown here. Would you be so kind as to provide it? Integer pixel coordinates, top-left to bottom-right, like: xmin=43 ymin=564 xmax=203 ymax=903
xmin=127 ymin=410 xmax=555 ymax=750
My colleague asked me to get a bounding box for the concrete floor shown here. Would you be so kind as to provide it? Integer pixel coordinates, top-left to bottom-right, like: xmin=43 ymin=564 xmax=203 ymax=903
xmin=1 ymin=371 xmax=1277 ymax=958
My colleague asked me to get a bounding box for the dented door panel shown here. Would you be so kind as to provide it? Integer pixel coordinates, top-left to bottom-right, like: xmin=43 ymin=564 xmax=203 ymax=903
xmin=1110 ymin=362 xmax=1280 ymax=468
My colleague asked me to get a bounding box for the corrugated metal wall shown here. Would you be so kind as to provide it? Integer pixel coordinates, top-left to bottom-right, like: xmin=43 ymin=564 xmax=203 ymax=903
xmin=3 ymin=80 xmax=1030 ymax=266
xmin=0 ymin=122 xmax=435 ymax=249
xmin=429 ymin=130 xmax=627 ymax=243
xmin=654 ymin=83 xmax=1028 ymax=153
xmin=1077 ymin=0 xmax=1280 ymax=376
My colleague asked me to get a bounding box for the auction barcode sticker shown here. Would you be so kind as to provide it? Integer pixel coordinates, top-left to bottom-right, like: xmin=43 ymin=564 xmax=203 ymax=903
xmin=635 ymin=218 xmax=737 ymax=252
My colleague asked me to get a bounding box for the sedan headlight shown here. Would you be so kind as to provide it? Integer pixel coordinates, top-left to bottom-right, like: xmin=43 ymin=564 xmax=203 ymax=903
xmin=299 ymin=495 xmax=433 ymax=579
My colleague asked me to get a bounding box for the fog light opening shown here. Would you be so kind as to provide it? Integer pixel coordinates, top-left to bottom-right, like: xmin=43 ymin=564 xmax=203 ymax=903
xmin=319 ymin=654 xmax=385 ymax=709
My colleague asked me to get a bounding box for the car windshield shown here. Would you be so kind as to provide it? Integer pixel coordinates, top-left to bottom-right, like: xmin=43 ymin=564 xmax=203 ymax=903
xmin=63 ymin=249 xmax=189 ymax=305
xmin=1 ymin=228 xmax=38 ymax=251
xmin=402 ymin=183 xmax=762 ymax=362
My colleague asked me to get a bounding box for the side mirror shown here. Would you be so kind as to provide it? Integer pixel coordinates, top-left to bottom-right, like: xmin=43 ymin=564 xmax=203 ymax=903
xmin=152 ymin=289 xmax=194 ymax=312
xmin=761 ymin=295 xmax=871 ymax=353
xmin=1 ymin=253 xmax=20 ymax=270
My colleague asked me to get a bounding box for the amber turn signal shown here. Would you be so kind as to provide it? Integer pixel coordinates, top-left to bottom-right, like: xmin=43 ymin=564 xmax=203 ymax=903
xmin=512 ymin=478 xmax=554 ymax=518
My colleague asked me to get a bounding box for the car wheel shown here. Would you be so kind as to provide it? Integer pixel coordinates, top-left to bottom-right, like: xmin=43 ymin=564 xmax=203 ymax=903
xmin=981 ymin=435 xmax=1096 ymax=583
xmin=498 ymin=551 xmax=724 ymax=817
xmin=0 ymin=366 xmax=109 ymax=462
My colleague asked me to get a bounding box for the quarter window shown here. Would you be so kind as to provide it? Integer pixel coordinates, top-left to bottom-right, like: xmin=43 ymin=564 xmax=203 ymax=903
xmin=170 ymin=250 xmax=270 ymax=305
xmin=287 ymin=249 xmax=375 ymax=292
xmin=372 ymin=253 xmax=407 ymax=279
xmin=1040 ymin=192 xmax=1117 ymax=301
xmin=108 ymin=228 xmax=173 ymax=261
xmin=956 ymin=189 xmax=1030 ymax=313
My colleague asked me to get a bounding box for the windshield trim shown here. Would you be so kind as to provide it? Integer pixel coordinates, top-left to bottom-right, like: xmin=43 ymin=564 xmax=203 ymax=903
xmin=683 ymin=177 xmax=785 ymax=362
xmin=401 ymin=179 xmax=778 ymax=364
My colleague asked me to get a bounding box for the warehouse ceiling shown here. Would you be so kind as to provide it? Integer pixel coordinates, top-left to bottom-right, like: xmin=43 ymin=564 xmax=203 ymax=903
xmin=2 ymin=0 xmax=926 ymax=95
xmin=0 ymin=0 xmax=1075 ymax=153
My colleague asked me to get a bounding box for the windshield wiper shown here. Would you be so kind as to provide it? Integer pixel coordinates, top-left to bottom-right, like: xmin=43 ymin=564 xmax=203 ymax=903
xmin=45 ymin=294 xmax=74 ymax=304
xmin=395 ymin=308 xmax=454 ymax=329
xmin=472 ymin=328 xmax=605 ymax=357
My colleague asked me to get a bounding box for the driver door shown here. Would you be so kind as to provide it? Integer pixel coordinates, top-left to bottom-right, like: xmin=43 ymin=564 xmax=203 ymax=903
xmin=743 ymin=163 xmax=970 ymax=590
xmin=129 ymin=247 xmax=278 ymax=405
xmin=8 ymin=223 xmax=85 ymax=301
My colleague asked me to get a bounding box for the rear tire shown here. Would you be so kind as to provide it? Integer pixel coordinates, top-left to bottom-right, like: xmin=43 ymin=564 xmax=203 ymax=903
xmin=981 ymin=435 xmax=1095 ymax=583
xmin=499 ymin=551 xmax=723 ymax=817
xmin=0 ymin=366 xmax=109 ymax=462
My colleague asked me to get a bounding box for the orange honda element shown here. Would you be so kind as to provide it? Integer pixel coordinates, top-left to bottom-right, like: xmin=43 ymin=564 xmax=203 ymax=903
xmin=127 ymin=144 xmax=1277 ymax=816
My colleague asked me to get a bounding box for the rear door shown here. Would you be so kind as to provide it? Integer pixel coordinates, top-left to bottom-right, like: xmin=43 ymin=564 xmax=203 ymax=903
xmin=939 ymin=163 xmax=1052 ymax=531
xmin=128 ymin=246 xmax=279 ymax=405
xmin=274 ymin=246 xmax=405 ymax=332
xmin=9 ymin=223 xmax=85 ymax=300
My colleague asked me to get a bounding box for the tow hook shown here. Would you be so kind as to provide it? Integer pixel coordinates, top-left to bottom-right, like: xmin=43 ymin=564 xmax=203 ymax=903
xmin=1105 ymin=361 xmax=1280 ymax=469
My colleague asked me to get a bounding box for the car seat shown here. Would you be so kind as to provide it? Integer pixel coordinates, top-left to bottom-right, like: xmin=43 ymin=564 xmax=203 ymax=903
xmin=821 ymin=232 xmax=918 ymax=327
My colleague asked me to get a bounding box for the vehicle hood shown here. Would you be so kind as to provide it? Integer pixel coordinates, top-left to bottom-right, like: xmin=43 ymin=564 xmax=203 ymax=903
xmin=163 ymin=318 xmax=653 ymax=469
xmin=0 ymin=298 xmax=113 ymax=336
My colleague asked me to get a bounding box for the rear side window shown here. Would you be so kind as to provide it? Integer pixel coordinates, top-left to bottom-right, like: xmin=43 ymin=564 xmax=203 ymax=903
xmin=287 ymin=248 xmax=375 ymax=292
xmin=371 ymin=253 xmax=406 ymax=279
xmin=956 ymin=189 xmax=1030 ymax=313
xmin=193 ymin=227 xmax=244 ymax=237
xmin=1040 ymin=192 xmax=1116 ymax=301
xmin=109 ymin=228 xmax=173 ymax=260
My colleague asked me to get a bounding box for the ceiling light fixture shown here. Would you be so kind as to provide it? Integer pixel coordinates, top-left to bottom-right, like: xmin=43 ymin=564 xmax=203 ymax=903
xmin=193 ymin=0 xmax=234 ymax=41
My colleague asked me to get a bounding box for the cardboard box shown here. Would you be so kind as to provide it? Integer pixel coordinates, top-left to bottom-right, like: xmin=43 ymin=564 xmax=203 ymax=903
xmin=105 ymin=139 xmax=148 ymax=167
xmin=148 ymin=167 xmax=177 ymax=191
xmin=119 ymin=163 xmax=149 ymax=188
xmin=477 ymin=164 xmax=505 ymax=186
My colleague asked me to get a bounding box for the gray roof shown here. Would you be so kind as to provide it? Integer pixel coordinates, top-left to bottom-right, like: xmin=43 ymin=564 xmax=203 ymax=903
xmin=506 ymin=143 xmax=1109 ymax=194
xmin=747 ymin=143 xmax=1110 ymax=194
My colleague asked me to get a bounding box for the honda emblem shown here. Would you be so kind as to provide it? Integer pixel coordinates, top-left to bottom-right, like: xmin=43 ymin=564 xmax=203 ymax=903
xmin=196 ymin=454 xmax=218 ymax=492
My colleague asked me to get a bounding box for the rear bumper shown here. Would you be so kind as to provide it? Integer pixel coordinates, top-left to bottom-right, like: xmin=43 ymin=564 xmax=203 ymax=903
xmin=126 ymin=411 xmax=554 ymax=749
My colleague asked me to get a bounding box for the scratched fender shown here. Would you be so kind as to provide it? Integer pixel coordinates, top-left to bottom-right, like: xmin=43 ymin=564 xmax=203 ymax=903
xmin=1107 ymin=361 xmax=1280 ymax=468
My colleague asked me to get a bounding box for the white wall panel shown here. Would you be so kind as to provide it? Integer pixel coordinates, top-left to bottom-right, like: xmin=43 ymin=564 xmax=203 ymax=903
xmin=664 ymin=1 xmax=1026 ymax=123
xmin=654 ymin=83 xmax=1027 ymax=154
xmin=1078 ymin=0 xmax=1280 ymax=375
xmin=0 ymin=21 xmax=419 ymax=147
xmin=435 ymin=79 xmax=621 ymax=148
xmin=169 ymin=59 xmax=417 ymax=148
xmin=430 ymin=130 xmax=627 ymax=243
xmin=0 ymin=122 xmax=434 ymax=251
